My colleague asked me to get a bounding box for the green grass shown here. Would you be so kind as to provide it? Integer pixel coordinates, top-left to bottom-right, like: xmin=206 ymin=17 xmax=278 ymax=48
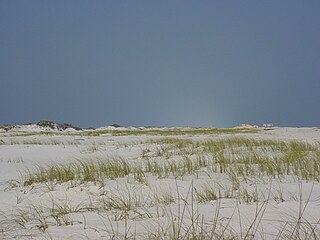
xmin=23 ymin=157 xmax=131 ymax=186
xmin=143 ymin=137 xmax=320 ymax=181
xmin=22 ymin=137 xmax=320 ymax=187
xmin=84 ymin=127 xmax=258 ymax=137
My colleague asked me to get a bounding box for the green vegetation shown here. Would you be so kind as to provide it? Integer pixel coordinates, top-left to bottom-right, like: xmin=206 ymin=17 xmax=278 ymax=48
xmin=23 ymin=157 xmax=131 ymax=186
xmin=36 ymin=121 xmax=55 ymax=129
xmin=84 ymin=127 xmax=258 ymax=136
xmin=22 ymin=138 xmax=320 ymax=187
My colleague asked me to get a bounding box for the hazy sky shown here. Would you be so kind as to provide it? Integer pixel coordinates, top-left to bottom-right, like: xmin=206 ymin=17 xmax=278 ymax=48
xmin=1 ymin=1 xmax=319 ymax=128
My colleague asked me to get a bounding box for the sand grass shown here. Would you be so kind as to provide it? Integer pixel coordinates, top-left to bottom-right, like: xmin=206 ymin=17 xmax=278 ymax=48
xmin=2 ymin=132 xmax=320 ymax=239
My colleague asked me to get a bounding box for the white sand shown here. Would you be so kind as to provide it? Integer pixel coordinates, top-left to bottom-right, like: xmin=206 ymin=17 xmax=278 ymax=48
xmin=0 ymin=126 xmax=319 ymax=239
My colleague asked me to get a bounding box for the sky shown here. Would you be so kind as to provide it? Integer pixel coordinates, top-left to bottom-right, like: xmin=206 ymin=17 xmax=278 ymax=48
xmin=1 ymin=1 xmax=319 ymax=128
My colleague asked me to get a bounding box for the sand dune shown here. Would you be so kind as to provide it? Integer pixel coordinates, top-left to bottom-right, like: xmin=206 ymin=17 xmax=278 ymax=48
xmin=0 ymin=125 xmax=319 ymax=239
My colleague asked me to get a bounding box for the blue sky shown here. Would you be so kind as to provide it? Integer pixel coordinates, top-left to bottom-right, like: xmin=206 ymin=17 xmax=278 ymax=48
xmin=1 ymin=1 xmax=319 ymax=128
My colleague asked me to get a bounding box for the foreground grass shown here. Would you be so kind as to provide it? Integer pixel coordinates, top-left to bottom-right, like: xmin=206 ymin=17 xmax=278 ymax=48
xmin=6 ymin=179 xmax=320 ymax=240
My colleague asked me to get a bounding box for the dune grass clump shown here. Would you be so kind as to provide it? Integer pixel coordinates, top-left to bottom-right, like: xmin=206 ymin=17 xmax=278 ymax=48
xmin=23 ymin=158 xmax=132 ymax=186
xmin=144 ymin=137 xmax=320 ymax=181
xmin=195 ymin=184 xmax=219 ymax=203
xmin=199 ymin=138 xmax=320 ymax=181
xmin=23 ymin=155 xmax=210 ymax=187
xmin=101 ymin=189 xmax=149 ymax=212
